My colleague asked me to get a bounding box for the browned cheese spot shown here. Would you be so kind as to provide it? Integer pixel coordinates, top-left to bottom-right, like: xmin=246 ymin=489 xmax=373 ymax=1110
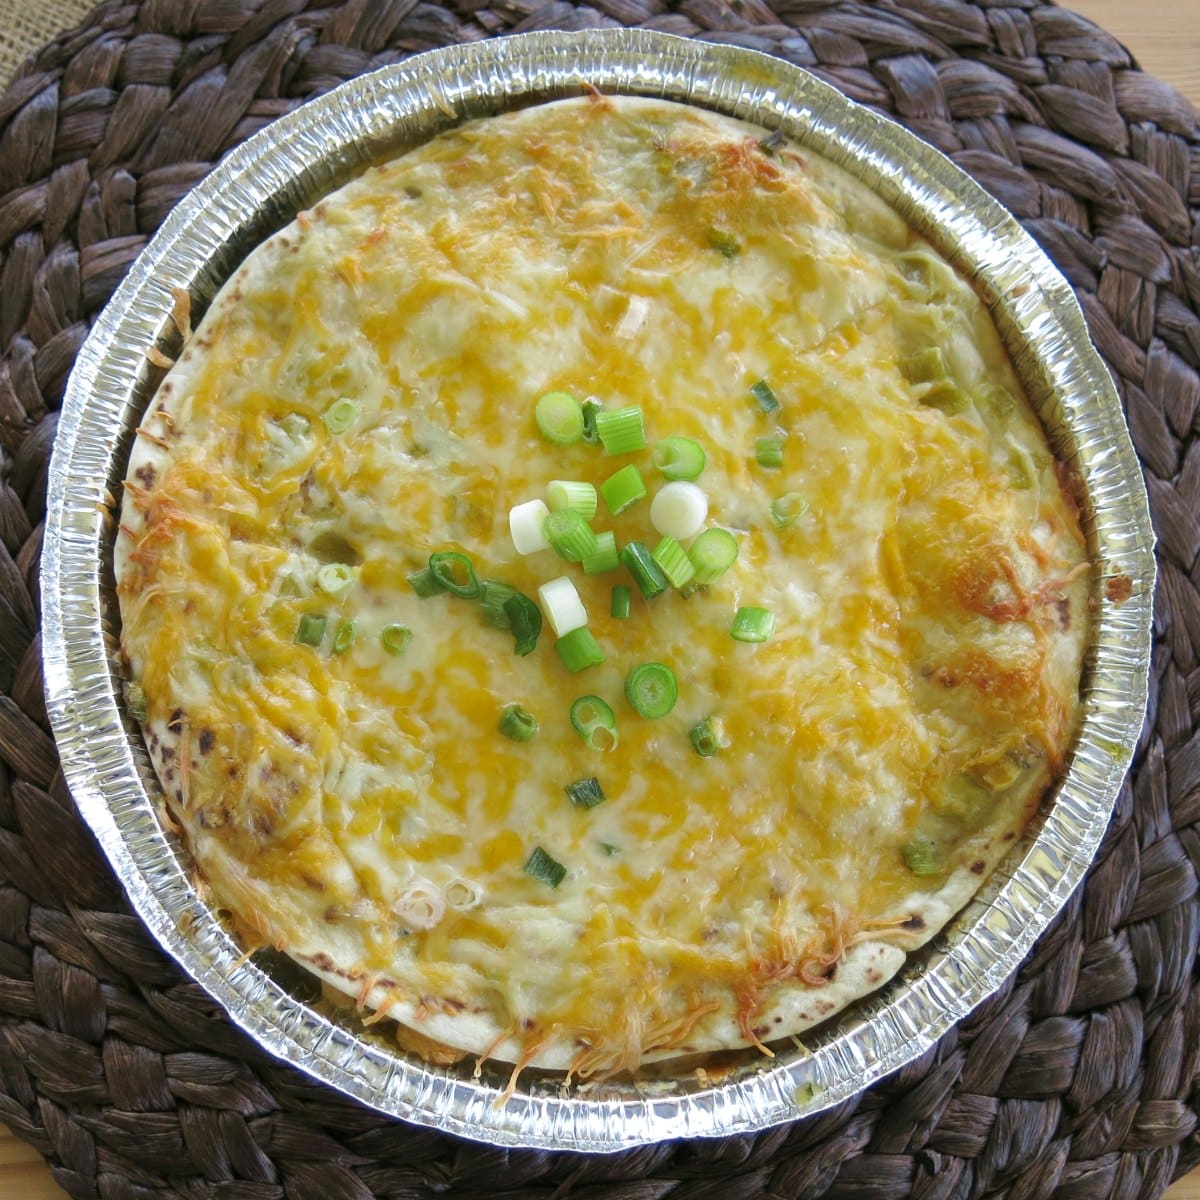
xmin=1106 ymin=574 xmax=1133 ymax=604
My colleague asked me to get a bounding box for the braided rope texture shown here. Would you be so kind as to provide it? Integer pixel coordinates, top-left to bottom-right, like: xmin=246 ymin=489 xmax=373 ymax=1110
xmin=1 ymin=0 xmax=1198 ymax=1196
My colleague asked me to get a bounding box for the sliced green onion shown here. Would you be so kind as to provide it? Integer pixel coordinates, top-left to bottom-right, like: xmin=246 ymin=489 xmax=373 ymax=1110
xmin=595 ymin=406 xmax=646 ymax=456
xmin=599 ymin=841 xmax=620 ymax=856
xmin=689 ymin=717 xmax=723 ymax=757
xmin=652 ymin=435 xmax=706 ymax=481
xmin=408 ymin=566 xmax=445 ymax=598
xmin=770 ymin=492 xmax=810 ymax=529
xmin=555 ymin=626 xmax=605 ymax=673
xmin=619 ymin=541 xmax=667 ymax=599
xmin=570 ymin=696 xmax=619 ymax=752
xmin=978 ymin=382 xmax=1015 ymax=417
xmin=380 ymin=623 xmax=413 ymax=655
xmin=582 ymin=531 xmax=619 ymax=576
xmin=650 ymin=480 xmax=708 ymax=540
xmin=294 ymin=613 xmax=327 ymax=647
xmin=758 ymin=130 xmax=786 ymax=155
xmin=624 ymin=662 xmax=678 ymax=719
xmin=429 ymin=550 xmax=480 ymax=599
xmin=543 ymin=509 xmax=598 ymax=563
xmin=707 ymin=227 xmax=741 ymax=258
xmin=581 ymin=398 xmax=604 ymax=445
xmin=687 ymin=528 xmax=738 ymax=585
xmin=125 ymin=681 xmax=148 ymax=723
xmin=600 ymin=464 xmax=647 ymax=515
xmin=323 ymin=397 xmax=359 ymax=435
xmin=279 ymin=412 xmax=311 ymax=440
xmin=731 ymin=606 xmax=775 ymax=643
xmin=755 ymin=435 xmax=784 ymax=469
xmin=503 ymin=593 xmax=542 ymax=656
xmin=546 ymin=479 xmax=598 ymax=518
xmin=922 ymin=381 xmax=969 ymax=415
xmin=903 ymin=347 xmax=947 ymax=384
xmin=332 ymin=619 xmax=356 ymax=655
xmin=651 ymin=535 xmax=696 ymax=589
xmin=611 ymin=584 xmax=632 ymax=619
xmin=902 ymin=837 xmax=940 ymax=876
xmin=565 ymin=776 xmax=607 ymax=808
xmin=749 ymin=379 xmax=781 ymax=415
xmin=524 ymin=845 xmax=566 ymax=888
xmin=538 ymin=576 xmax=587 ymax=638
xmin=1007 ymin=448 xmax=1035 ymax=490
xmin=480 ymin=580 xmax=519 ymax=628
xmin=535 ymin=390 xmax=585 ymax=445
xmin=509 ymin=498 xmax=551 ymax=555
xmin=498 ymin=704 xmax=538 ymax=742
xmin=899 ymin=247 xmax=953 ymax=293
xmin=317 ymin=562 xmax=355 ymax=595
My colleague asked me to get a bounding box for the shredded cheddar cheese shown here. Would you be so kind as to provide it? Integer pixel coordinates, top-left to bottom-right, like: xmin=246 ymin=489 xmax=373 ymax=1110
xmin=115 ymin=96 xmax=1088 ymax=1076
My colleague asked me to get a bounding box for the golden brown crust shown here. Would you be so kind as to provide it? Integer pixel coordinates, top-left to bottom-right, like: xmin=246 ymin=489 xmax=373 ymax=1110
xmin=116 ymin=95 xmax=1089 ymax=1077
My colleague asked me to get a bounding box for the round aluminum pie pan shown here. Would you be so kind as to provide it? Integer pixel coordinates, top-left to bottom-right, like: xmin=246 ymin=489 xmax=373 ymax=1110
xmin=41 ymin=29 xmax=1155 ymax=1151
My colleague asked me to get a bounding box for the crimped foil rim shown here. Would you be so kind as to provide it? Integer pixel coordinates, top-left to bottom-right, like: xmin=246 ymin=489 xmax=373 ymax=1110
xmin=42 ymin=29 xmax=1155 ymax=1151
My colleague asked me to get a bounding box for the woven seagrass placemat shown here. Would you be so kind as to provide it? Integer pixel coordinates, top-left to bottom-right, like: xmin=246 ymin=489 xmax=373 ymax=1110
xmin=1 ymin=1 xmax=1199 ymax=1196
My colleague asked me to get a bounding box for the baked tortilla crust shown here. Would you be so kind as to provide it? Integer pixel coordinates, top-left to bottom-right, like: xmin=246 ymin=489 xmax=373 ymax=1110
xmin=115 ymin=96 xmax=1089 ymax=1076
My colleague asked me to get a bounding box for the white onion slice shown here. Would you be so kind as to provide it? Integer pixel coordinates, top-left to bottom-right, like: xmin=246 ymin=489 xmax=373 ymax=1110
xmin=445 ymin=877 xmax=483 ymax=910
xmin=650 ymin=481 xmax=708 ymax=540
xmin=393 ymin=880 xmax=446 ymax=931
xmin=614 ymin=294 xmax=650 ymax=339
xmin=509 ymin=498 xmax=551 ymax=555
xmin=538 ymin=576 xmax=588 ymax=637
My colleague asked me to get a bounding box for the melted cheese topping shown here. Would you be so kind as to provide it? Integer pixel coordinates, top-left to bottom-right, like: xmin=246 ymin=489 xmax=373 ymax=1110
xmin=117 ymin=96 xmax=1088 ymax=1074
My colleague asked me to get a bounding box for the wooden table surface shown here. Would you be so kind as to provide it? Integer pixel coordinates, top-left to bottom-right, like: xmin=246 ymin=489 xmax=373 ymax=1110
xmin=0 ymin=0 xmax=1197 ymax=1195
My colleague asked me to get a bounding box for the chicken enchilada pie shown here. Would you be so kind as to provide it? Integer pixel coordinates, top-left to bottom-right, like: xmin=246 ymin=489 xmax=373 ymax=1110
xmin=115 ymin=94 xmax=1090 ymax=1081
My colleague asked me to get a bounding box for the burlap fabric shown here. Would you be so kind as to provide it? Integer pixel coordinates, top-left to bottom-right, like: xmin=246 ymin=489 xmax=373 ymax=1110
xmin=1 ymin=1 xmax=1199 ymax=1196
xmin=0 ymin=0 xmax=93 ymax=87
